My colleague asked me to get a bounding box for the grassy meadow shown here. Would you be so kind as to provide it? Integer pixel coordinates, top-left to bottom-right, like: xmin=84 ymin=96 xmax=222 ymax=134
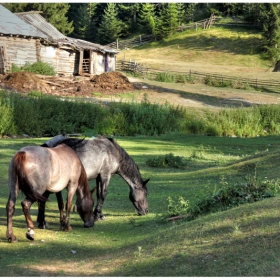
xmin=1 ymin=24 xmax=280 ymax=277
xmin=120 ymin=26 xmax=278 ymax=79
xmin=1 ymin=134 xmax=280 ymax=276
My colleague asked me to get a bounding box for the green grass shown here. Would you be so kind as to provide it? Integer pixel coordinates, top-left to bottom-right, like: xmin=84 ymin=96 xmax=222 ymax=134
xmin=1 ymin=134 xmax=280 ymax=276
xmin=120 ymin=26 xmax=274 ymax=78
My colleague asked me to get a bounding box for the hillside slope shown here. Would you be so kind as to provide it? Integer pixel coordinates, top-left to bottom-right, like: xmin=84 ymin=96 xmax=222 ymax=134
xmin=118 ymin=26 xmax=277 ymax=80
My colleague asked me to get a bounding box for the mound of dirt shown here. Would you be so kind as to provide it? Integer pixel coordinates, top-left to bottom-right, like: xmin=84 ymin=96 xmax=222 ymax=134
xmin=3 ymin=72 xmax=52 ymax=94
xmin=90 ymin=71 xmax=135 ymax=91
xmin=0 ymin=71 xmax=136 ymax=97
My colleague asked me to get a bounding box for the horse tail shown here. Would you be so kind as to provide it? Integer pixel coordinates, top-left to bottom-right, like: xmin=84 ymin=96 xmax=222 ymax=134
xmin=14 ymin=151 xmax=48 ymax=202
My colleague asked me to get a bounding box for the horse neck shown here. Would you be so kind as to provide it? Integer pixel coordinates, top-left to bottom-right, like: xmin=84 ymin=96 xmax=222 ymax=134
xmin=118 ymin=157 xmax=143 ymax=189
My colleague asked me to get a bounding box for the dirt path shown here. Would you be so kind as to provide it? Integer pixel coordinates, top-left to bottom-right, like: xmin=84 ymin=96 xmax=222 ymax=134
xmin=1 ymin=71 xmax=279 ymax=111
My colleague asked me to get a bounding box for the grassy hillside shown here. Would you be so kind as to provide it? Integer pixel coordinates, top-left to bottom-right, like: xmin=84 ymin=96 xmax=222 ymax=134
xmin=118 ymin=26 xmax=277 ymax=79
xmin=1 ymin=134 xmax=280 ymax=276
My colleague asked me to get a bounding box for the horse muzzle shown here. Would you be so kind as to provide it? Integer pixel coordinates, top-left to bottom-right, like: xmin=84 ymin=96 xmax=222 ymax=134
xmin=138 ymin=208 xmax=149 ymax=215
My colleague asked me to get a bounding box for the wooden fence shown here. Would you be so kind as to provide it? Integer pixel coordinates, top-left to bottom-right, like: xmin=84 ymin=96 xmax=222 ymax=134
xmin=106 ymin=14 xmax=216 ymax=50
xmin=105 ymin=34 xmax=156 ymax=50
xmin=177 ymin=13 xmax=216 ymax=32
xmin=116 ymin=60 xmax=280 ymax=94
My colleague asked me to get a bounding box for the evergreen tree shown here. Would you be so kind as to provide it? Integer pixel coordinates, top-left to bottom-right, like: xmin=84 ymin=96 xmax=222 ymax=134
xmin=67 ymin=3 xmax=98 ymax=41
xmin=177 ymin=3 xmax=186 ymax=26
xmin=118 ymin=3 xmax=141 ymax=36
xmin=97 ymin=3 xmax=123 ymax=44
xmin=4 ymin=3 xmax=74 ymax=35
xmin=155 ymin=3 xmax=179 ymax=39
xmin=29 ymin=3 xmax=74 ymax=35
xmin=259 ymin=3 xmax=280 ymax=61
xmin=138 ymin=3 xmax=156 ymax=34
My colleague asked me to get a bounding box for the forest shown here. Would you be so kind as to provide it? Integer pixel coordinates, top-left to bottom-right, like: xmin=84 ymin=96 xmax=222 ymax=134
xmin=3 ymin=3 xmax=280 ymax=65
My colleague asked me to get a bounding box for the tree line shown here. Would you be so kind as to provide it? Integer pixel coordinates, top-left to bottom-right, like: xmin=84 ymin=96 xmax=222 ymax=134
xmin=3 ymin=3 xmax=280 ymax=64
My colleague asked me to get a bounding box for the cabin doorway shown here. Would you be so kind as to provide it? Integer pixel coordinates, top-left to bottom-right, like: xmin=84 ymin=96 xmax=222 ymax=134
xmin=82 ymin=50 xmax=90 ymax=73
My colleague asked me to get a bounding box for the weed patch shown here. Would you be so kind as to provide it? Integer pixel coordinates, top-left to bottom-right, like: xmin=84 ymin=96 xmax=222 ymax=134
xmin=146 ymin=153 xmax=187 ymax=168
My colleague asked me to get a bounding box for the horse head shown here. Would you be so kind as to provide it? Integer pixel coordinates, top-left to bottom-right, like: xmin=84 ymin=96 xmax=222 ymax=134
xmin=76 ymin=187 xmax=95 ymax=228
xmin=129 ymin=179 xmax=149 ymax=215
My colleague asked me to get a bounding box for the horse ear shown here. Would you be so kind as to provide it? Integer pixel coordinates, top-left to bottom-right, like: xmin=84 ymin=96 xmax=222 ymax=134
xmin=91 ymin=187 xmax=97 ymax=195
xmin=143 ymin=179 xmax=150 ymax=185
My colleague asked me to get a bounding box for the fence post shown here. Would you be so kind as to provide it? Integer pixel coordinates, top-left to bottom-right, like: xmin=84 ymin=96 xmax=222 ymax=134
xmin=140 ymin=35 xmax=142 ymax=44
xmin=256 ymin=78 xmax=258 ymax=88
xmin=116 ymin=39 xmax=119 ymax=50
xmin=189 ymin=68 xmax=192 ymax=78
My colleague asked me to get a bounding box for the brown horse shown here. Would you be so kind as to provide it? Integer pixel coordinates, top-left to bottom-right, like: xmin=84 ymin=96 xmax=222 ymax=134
xmin=6 ymin=144 xmax=95 ymax=243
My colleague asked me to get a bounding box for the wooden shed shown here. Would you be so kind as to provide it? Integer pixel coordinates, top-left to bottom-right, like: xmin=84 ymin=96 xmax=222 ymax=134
xmin=0 ymin=4 xmax=118 ymax=76
xmin=0 ymin=5 xmax=47 ymax=74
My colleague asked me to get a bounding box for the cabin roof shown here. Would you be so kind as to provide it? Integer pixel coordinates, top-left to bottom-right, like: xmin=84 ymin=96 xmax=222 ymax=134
xmin=0 ymin=5 xmax=47 ymax=39
xmin=15 ymin=10 xmax=118 ymax=54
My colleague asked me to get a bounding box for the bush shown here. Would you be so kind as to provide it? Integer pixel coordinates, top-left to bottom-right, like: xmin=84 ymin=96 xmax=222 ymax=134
xmin=188 ymin=176 xmax=280 ymax=220
xmin=167 ymin=196 xmax=190 ymax=217
xmin=146 ymin=153 xmax=187 ymax=168
xmin=156 ymin=72 xmax=176 ymax=83
xmin=11 ymin=61 xmax=55 ymax=76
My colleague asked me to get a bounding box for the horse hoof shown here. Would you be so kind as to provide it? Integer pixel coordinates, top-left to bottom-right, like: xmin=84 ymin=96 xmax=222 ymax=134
xmin=8 ymin=236 xmax=18 ymax=243
xmin=26 ymin=229 xmax=35 ymax=241
xmin=62 ymin=225 xmax=72 ymax=231
xmin=26 ymin=233 xmax=34 ymax=241
xmin=38 ymin=222 xmax=49 ymax=229
xmin=94 ymin=215 xmax=106 ymax=221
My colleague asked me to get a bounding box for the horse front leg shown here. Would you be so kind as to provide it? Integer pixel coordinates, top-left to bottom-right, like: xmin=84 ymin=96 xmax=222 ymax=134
xmin=94 ymin=175 xmax=110 ymax=221
xmin=21 ymin=198 xmax=35 ymax=241
xmin=61 ymin=188 xmax=74 ymax=231
xmin=6 ymin=193 xmax=17 ymax=243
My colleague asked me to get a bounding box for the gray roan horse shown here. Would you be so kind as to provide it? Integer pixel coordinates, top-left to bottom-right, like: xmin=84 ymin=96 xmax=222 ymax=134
xmin=37 ymin=135 xmax=149 ymax=227
xmin=6 ymin=144 xmax=95 ymax=243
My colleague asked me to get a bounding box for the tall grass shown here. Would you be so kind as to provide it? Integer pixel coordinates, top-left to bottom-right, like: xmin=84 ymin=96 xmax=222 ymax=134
xmin=2 ymin=90 xmax=280 ymax=138
xmin=0 ymin=91 xmax=187 ymax=137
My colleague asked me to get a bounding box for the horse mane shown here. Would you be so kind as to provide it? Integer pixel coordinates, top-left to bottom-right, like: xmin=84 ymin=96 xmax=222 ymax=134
xmin=48 ymin=137 xmax=86 ymax=150
xmin=107 ymin=138 xmax=143 ymax=183
xmin=14 ymin=151 xmax=48 ymax=202
xmin=77 ymin=161 xmax=90 ymax=196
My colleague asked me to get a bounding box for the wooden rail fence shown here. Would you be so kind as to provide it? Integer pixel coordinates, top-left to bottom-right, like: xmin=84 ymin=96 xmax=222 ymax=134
xmin=177 ymin=13 xmax=216 ymax=32
xmin=106 ymin=34 xmax=156 ymax=50
xmin=116 ymin=60 xmax=280 ymax=94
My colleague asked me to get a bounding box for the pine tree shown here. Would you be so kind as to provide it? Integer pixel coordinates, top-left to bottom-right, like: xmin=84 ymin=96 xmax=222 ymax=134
xmin=97 ymin=3 xmax=123 ymax=44
xmin=138 ymin=3 xmax=156 ymax=34
xmin=177 ymin=3 xmax=186 ymax=26
xmin=67 ymin=3 xmax=98 ymax=41
xmin=155 ymin=3 xmax=179 ymax=39
xmin=118 ymin=3 xmax=141 ymax=36
xmin=29 ymin=3 xmax=74 ymax=35
xmin=259 ymin=3 xmax=280 ymax=62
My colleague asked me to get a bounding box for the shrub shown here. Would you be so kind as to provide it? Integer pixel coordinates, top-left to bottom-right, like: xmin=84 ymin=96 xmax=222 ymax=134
xmin=146 ymin=153 xmax=187 ymax=168
xmin=188 ymin=176 xmax=280 ymax=220
xmin=11 ymin=61 xmax=55 ymax=76
xmin=156 ymin=71 xmax=176 ymax=83
xmin=167 ymin=196 xmax=190 ymax=217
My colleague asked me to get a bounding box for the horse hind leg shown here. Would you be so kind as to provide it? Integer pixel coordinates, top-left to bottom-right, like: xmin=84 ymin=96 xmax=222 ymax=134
xmin=37 ymin=191 xmax=51 ymax=229
xmin=6 ymin=193 xmax=18 ymax=243
xmin=21 ymin=198 xmax=36 ymax=241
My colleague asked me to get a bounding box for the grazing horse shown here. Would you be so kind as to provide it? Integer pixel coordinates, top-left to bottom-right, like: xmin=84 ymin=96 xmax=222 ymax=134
xmin=6 ymin=144 xmax=95 ymax=243
xmin=37 ymin=135 xmax=149 ymax=226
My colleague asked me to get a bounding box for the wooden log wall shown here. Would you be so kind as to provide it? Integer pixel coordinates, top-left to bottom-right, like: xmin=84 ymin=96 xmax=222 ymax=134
xmin=0 ymin=36 xmax=37 ymax=72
